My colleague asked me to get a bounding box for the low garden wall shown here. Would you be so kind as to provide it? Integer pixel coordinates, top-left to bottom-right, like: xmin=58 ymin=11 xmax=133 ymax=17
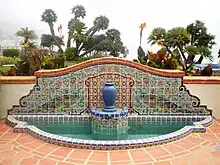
xmin=0 ymin=58 xmax=220 ymax=119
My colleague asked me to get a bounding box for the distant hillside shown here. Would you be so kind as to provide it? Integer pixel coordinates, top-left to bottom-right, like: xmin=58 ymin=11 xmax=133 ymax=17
xmin=0 ymin=21 xmax=44 ymax=47
xmin=0 ymin=21 xmax=21 ymax=46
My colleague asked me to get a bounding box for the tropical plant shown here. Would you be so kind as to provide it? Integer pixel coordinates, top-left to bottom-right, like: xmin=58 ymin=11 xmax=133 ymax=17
xmin=186 ymin=20 xmax=215 ymax=63
xmin=135 ymin=23 xmax=148 ymax=64
xmin=67 ymin=5 xmax=86 ymax=47
xmin=40 ymin=34 xmax=64 ymax=50
xmin=147 ymin=49 xmax=180 ymax=69
xmin=147 ymin=20 xmax=216 ymax=74
xmin=15 ymin=27 xmax=37 ymax=44
xmin=41 ymin=9 xmax=63 ymax=52
xmin=3 ymin=49 xmax=19 ymax=57
xmin=65 ymin=5 xmax=128 ymax=60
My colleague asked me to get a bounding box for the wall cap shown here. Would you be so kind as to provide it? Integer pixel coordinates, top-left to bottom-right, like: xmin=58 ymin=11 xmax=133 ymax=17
xmin=0 ymin=76 xmax=36 ymax=84
xmin=34 ymin=57 xmax=185 ymax=78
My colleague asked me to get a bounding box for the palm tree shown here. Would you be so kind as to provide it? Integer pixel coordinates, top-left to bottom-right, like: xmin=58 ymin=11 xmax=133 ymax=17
xmin=41 ymin=9 xmax=63 ymax=52
xmin=87 ymin=15 xmax=109 ymax=36
xmin=15 ymin=27 xmax=37 ymax=44
xmin=67 ymin=5 xmax=86 ymax=48
xmin=71 ymin=5 xmax=86 ymax=20
xmin=77 ymin=16 xmax=109 ymax=53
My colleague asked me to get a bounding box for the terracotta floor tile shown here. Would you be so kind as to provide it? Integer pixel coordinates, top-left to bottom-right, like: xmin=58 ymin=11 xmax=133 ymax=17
xmin=57 ymin=161 xmax=75 ymax=165
xmin=163 ymin=143 xmax=185 ymax=154
xmin=31 ymin=151 xmax=47 ymax=157
xmin=24 ymin=140 xmax=45 ymax=150
xmin=51 ymin=147 xmax=73 ymax=157
xmin=174 ymin=151 xmax=190 ymax=157
xmin=16 ymin=146 xmax=31 ymax=152
xmin=189 ymin=157 xmax=212 ymax=165
xmin=185 ymin=136 xmax=205 ymax=144
xmin=36 ymin=143 xmax=59 ymax=153
xmin=153 ymin=161 xmax=171 ymax=165
xmin=155 ymin=155 xmax=174 ymax=161
xmin=68 ymin=149 xmax=91 ymax=160
xmin=0 ymin=126 xmax=9 ymax=132
xmin=87 ymin=161 xmax=108 ymax=165
xmin=16 ymin=150 xmax=33 ymax=158
xmin=20 ymin=157 xmax=38 ymax=165
xmin=215 ymin=133 xmax=220 ymax=138
xmin=210 ymin=127 xmax=220 ymax=133
xmin=110 ymin=151 xmax=130 ymax=161
xmin=65 ymin=158 xmax=85 ymax=164
xmin=0 ymin=150 xmax=17 ymax=158
xmin=190 ymin=146 xmax=202 ymax=152
xmin=47 ymin=155 xmax=65 ymax=161
xmin=201 ymin=141 xmax=210 ymax=146
xmin=211 ymin=151 xmax=220 ymax=157
xmin=212 ymin=157 xmax=220 ymax=165
xmin=0 ymin=155 xmax=22 ymax=165
xmin=89 ymin=151 xmax=108 ymax=161
xmin=134 ymin=159 xmax=154 ymax=164
xmin=17 ymin=136 xmax=37 ymax=144
xmin=174 ymin=140 xmax=194 ymax=150
xmin=200 ymin=134 xmax=219 ymax=141
xmin=170 ymin=157 xmax=189 ymax=165
xmin=146 ymin=146 xmax=170 ymax=158
xmin=110 ymin=161 xmax=132 ymax=165
xmin=0 ymin=143 xmax=14 ymax=151
xmin=39 ymin=159 xmax=57 ymax=165
xmin=130 ymin=149 xmax=152 ymax=161
xmin=1 ymin=132 xmax=20 ymax=140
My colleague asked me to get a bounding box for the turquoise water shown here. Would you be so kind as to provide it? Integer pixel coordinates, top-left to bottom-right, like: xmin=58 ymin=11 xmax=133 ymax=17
xmin=30 ymin=121 xmax=194 ymax=140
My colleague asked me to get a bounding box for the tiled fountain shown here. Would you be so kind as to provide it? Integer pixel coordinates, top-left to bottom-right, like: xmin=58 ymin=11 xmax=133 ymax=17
xmin=91 ymin=82 xmax=129 ymax=140
xmin=6 ymin=58 xmax=213 ymax=150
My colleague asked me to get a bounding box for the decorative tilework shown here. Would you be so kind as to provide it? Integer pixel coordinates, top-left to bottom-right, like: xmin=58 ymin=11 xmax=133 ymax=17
xmin=6 ymin=115 xmax=214 ymax=150
xmin=8 ymin=59 xmax=212 ymax=116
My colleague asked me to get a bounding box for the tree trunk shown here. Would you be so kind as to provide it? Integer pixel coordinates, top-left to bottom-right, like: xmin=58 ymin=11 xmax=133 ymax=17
xmin=49 ymin=23 xmax=63 ymax=53
xmin=67 ymin=33 xmax=71 ymax=48
xmin=196 ymin=55 xmax=203 ymax=64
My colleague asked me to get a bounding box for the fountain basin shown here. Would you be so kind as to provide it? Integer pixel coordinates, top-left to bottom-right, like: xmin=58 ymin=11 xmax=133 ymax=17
xmin=91 ymin=107 xmax=129 ymax=140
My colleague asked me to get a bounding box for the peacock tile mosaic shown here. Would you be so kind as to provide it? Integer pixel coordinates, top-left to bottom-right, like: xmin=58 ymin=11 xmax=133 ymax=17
xmin=9 ymin=63 xmax=211 ymax=115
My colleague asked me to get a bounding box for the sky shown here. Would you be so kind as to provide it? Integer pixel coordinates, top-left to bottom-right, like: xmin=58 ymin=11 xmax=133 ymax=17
xmin=0 ymin=0 xmax=220 ymax=63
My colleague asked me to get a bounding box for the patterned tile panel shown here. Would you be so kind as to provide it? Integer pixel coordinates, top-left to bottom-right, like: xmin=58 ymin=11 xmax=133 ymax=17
xmin=8 ymin=63 xmax=211 ymax=115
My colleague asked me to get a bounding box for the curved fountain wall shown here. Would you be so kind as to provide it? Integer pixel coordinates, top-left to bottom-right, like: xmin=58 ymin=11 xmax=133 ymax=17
xmin=6 ymin=57 xmax=213 ymax=149
xmin=8 ymin=57 xmax=211 ymax=116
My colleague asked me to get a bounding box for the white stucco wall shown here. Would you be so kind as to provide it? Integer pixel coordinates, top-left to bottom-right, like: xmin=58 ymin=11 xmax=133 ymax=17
xmin=0 ymin=84 xmax=35 ymax=118
xmin=0 ymin=83 xmax=219 ymax=119
xmin=185 ymin=84 xmax=220 ymax=118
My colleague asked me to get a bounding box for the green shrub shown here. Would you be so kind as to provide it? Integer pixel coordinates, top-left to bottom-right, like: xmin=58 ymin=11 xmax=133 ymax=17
xmin=64 ymin=48 xmax=77 ymax=61
xmin=0 ymin=66 xmax=11 ymax=75
xmin=53 ymin=53 xmax=65 ymax=69
xmin=3 ymin=49 xmax=20 ymax=57
xmin=41 ymin=56 xmax=55 ymax=69
xmin=0 ymin=57 xmax=19 ymax=66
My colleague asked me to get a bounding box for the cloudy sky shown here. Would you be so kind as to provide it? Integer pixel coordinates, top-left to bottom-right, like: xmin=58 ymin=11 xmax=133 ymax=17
xmin=0 ymin=0 xmax=220 ymax=62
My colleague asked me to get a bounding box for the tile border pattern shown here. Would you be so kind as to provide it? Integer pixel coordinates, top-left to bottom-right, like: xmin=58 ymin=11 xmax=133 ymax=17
xmin=1 ymin=76 xmax=220 ymax=84
xmin=6 ymin=114 xmax=213 ymax=150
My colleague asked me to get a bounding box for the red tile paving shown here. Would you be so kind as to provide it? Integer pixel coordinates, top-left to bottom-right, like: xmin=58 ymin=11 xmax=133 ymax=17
xmin=0 ymin=119 xmax=220 ymax=165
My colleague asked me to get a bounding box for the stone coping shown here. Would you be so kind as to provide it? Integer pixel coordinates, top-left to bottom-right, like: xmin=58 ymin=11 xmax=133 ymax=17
xmin=1 ymin=76 xmax=220 ymax=84
xmin=34 ymin=58 xmax=185 ymax=78
xmin=6 ymin=114 xmax=213 ymax=150
xmin=183 ymin=76 xmax=220 ymax=84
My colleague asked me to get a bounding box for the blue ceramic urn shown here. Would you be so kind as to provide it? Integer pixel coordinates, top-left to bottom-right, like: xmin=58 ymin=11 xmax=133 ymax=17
xmin=102 ymin=82 xmax=116 ymax=112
